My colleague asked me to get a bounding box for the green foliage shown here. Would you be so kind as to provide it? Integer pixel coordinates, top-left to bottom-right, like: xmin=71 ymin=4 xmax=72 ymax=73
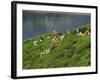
xmin=70 ymin=29 xmax=77 ymax=34
xmin=23 ymin=24 xmax=91 ymax=69
xmin=79 ymin=24 xmax=91 ymax=33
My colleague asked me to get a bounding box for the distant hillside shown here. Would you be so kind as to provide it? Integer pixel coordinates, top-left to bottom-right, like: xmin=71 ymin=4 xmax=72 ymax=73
xmin=23 ymin=24 xmax=91 ymax=69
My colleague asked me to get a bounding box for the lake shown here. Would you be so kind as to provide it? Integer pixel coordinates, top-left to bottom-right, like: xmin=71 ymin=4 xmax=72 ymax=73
xmin=23 ymin=10 xmax=90 ymax=40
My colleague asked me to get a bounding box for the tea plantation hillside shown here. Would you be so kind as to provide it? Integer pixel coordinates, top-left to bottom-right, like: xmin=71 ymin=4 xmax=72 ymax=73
xmin=23 ymin=24 xmax=91 ymax=69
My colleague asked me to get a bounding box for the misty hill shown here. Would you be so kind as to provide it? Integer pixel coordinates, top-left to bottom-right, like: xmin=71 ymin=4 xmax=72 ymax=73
xmin=23 ymin=24 xmax=91 ymax=69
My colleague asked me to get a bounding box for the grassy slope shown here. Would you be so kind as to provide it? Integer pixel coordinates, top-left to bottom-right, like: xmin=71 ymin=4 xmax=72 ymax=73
xmin=23 ymin=24 xmax=91 ymax=69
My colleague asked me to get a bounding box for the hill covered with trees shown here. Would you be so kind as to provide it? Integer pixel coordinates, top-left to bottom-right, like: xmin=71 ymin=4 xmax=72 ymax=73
xmin=23 ymin=24 xmax=91 ymax=69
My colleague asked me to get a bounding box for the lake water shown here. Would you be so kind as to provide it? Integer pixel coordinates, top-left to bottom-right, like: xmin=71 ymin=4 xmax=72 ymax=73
xmin=23 ymin=10 xmax=90 ymax=40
